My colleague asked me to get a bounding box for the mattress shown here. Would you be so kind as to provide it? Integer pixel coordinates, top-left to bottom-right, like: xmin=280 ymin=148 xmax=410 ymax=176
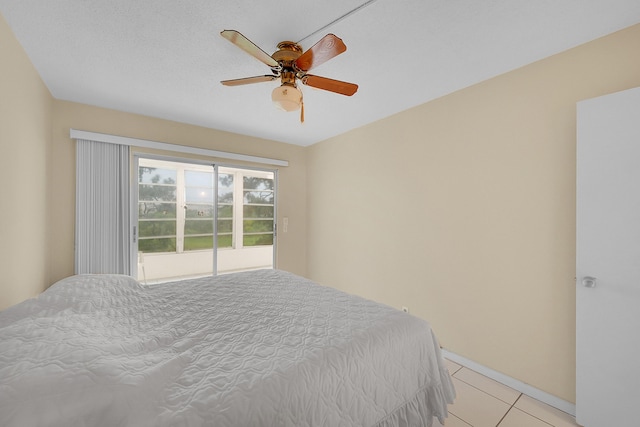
xmin=0 ymin=269 xmax=455 ymax=426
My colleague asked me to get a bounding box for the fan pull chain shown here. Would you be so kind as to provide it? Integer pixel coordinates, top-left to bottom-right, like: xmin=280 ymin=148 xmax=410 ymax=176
xmin=300 ymin=99 xmax=305 ymax=123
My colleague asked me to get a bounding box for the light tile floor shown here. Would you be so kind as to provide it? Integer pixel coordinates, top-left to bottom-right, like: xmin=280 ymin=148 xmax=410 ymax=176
xmin=434 ymin=359 xmax=582 ymax=427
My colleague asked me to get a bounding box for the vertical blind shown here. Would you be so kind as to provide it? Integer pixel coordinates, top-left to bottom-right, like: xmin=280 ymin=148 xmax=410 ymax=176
xmin=75 ymin=139 xmax=131 ymax=274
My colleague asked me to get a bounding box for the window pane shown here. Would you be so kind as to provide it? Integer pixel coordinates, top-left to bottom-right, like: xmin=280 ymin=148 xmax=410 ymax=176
xmin=218 ymin=174 xmax=234 ymax=203
xmin=217 ymin=204 xmax=233 ymax=218
xmin=243 ymin=191 xmax=274 ymax=204
xmin=186 ymin=187 xmax=213 ymax=204
xmin=243 ymin=176 xmax=273 ymax=191
xmin=243 ymin=219 xmax=273 ymax=233
xmin=186 ymin=204 xmax=214 ymax=219
xmin=139 ymin=202 xmax=176 ymax=219
xmin=139 ymin=184 xmax=176 ymax=202
xmin=139 ymin=237 xmax=176 ymax=253
xmin=217 ymin=234 xmax=232 ymax=248
xmin=185 ymin=219 xmax=213 ymax=235
xmin=139 ymin=167 xmax=177 ymax=185
xmin=243 ymin=205 xmax=273 ymax=218
xmin=184 ymin=236 xmax=213 ymax=251
xmin=217 ymin=219 xmax=232 ymax=233
xmin=243 ymin=234 xmax=273 ymax=246
xmin=185 ymin=170 xmax=212 ymax=187
xmin=139 ymin=220 xmax=176 ymax=237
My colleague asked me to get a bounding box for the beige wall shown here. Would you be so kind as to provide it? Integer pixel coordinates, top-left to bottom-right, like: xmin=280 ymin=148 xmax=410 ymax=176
xmin=50 ymin=101 xmax=308 ymax=285
xmin=306 ymin=24 xmax=640 ymax=403
xmin=0 ymin=14 xmax=53 ymax=310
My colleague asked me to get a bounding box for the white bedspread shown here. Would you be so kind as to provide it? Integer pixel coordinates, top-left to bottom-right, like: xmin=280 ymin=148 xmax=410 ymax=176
xmin=0 ymin=269 xmax=454 ymax=426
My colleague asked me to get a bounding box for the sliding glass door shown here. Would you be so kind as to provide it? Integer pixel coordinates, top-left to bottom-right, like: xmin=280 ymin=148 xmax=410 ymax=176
xmin=134 ymin=156 xmax=276 ymax=283
xmin=215 ymin=166 xmax=275 ymax=275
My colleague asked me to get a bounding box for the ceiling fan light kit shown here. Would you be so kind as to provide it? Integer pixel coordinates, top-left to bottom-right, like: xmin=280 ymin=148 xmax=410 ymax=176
xmin=272 ymin=84 xmax=303 ymax=112
xmin=220 ymin=30 xmax=358 ymax=120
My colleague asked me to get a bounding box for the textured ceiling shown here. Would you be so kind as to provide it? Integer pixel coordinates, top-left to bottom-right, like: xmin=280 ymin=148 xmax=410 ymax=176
xmin=1 ymin=0 xmax=639 ymax=146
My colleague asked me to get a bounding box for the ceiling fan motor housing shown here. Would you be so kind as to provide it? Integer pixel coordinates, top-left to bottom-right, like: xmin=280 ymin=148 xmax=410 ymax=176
xmin=272 ymin=42 xmax=303 ymax=62
xmin=272 ymin=42 xmax=304 ymax=81
xmin=271 ymin=41 xmax=303 ymax=111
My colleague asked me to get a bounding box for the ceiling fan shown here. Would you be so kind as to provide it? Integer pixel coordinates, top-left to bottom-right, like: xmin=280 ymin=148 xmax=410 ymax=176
xmin=220 ymin=30 xmax=358 ymax=121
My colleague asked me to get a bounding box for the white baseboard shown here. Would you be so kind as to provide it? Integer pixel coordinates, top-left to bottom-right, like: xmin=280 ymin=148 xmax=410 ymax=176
xmin=441 ymin=349 xmax=576 ymax=417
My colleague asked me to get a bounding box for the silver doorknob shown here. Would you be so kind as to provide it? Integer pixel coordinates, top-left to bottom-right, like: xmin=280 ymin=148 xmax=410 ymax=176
xmin=582 ymin=276 xmax=597 ymax=288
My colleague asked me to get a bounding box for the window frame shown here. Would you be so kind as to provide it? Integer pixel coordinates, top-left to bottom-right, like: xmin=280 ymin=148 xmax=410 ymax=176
xmin=131 ymin=155 xmax=278 ymax=279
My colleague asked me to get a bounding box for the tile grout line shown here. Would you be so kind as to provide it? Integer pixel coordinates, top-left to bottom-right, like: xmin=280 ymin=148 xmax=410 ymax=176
xmin=447 ymin=364 xmax=575 ymax=427
xmin=448 ymin=364 xmax=464 ymax=376
xmin=495 ymin=393 xmax=522 ymax=426
xmin=448 ymin=413 xmax=473 ymax=427
xmin=442 ymin=351 xmax=575 ymax=417
xmin=451 ymin=373 xmax=520 ymax=407
xmin=448 ymin=373 xmax=516 ymax=427
xmin=497 ymin=394 xmax=557 ymax=427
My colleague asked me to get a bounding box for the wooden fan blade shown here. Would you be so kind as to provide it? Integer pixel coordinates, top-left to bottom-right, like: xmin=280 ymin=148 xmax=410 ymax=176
xmin=295 ymin=34 xmax=347 ymax=71
xmin=221 ymin=75 xmax=277 ymax=86
xmin=220 ymin=30 xmax=279 ymax=68
xmin=301 ymin=75 xmax=358 ymax=96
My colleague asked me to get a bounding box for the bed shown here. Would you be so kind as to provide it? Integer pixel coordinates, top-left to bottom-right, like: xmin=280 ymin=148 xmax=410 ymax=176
xmin=0 ymin=269 xmax=455 ymax=426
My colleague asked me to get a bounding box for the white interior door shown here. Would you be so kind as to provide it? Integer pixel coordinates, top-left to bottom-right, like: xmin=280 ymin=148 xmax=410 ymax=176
xmin=576 ymin=86 xmax=640 ymax=427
